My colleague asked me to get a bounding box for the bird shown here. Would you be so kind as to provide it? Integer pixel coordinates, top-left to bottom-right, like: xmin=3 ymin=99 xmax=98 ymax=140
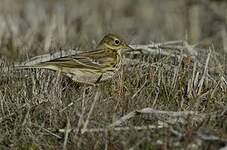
xmin=17 ymin=34 xmax=133 ymax=85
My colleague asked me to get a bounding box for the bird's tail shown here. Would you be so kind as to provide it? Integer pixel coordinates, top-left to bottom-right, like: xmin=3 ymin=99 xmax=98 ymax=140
xmin=0 ymin=63 xmax=43 ymax=72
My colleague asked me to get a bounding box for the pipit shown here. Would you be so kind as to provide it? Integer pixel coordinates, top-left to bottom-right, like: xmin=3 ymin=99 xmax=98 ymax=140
xmin=19 ymin=34 xmax=133 ymax=85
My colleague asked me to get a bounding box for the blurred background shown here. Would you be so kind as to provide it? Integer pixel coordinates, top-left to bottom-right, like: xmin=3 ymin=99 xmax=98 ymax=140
xmin=0 ymin=0 xmax=226 ymax=60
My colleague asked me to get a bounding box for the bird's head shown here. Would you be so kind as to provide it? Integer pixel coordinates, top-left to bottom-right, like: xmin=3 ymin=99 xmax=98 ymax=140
xmin=96 ymin=34 xmax=133 ymax=53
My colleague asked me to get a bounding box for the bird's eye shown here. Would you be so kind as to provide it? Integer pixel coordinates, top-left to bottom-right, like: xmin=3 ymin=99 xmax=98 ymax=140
xmin=114 ymin=39 xmax=120 ymax=45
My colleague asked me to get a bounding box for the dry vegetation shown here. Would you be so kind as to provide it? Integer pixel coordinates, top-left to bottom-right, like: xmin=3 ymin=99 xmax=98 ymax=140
xmin=0 ymin=0 xmax=227 ymax=149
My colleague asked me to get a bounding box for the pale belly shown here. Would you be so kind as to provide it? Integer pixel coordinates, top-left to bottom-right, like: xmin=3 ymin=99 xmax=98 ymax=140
xmin=65 ymin=68 xmax=115 ymax=84
xmin=40 ymin=64 xmax=118 ymax=84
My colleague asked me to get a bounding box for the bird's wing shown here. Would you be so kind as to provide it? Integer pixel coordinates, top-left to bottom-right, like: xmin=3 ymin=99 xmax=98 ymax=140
xmin=16 ymin=49 xmax=79 ymax=67
xmin=35 ymin=49 xmax=114 ymax=70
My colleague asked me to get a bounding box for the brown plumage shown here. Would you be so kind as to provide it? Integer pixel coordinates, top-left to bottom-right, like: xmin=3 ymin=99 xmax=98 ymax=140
xmin=20 ymin=34 xmax=133 ymax=85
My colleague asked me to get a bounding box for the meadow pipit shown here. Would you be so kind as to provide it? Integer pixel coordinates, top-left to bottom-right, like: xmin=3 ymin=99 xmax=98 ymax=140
xmin=19 ymin=34 xmax=133 ymax=85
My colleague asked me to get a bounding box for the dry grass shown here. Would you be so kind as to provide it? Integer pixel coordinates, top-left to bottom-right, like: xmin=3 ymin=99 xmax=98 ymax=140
xmin=0 ymin=0 xmax=227 ymax=149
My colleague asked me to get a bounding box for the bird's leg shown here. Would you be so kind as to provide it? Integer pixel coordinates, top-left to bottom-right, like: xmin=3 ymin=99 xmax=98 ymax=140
xmin=56 ymin=70 xmax=61 ymax=82
xmin=95 ymin=74 xmax=103 ymax=84
xmin=52 ymin=70 xmax=63 ymax=105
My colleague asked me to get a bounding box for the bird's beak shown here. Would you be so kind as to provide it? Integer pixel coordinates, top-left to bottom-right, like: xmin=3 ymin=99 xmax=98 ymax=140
xmin=119 ymin=44 xmax=134 ymax=54
xmin=124 ymin=44 xmax=134 ymax=52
